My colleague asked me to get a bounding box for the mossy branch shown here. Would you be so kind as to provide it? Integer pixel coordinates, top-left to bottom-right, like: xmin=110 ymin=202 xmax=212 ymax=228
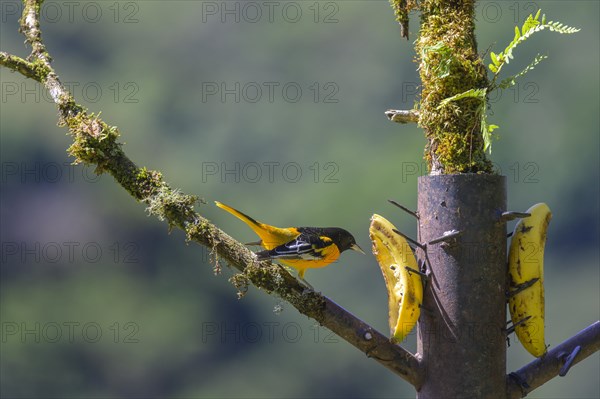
xmin=0 ymin=52 xmax=39 ymax=79
xmin=0 ymin=0 xmax=423 ymax=388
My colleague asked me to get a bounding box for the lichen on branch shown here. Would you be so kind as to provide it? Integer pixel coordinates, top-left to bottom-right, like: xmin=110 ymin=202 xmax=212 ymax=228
xmin=0 ymin=0 xmax=423 ymax=386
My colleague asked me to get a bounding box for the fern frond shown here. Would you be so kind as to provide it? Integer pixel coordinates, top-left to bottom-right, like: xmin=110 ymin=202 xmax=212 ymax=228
xmin=521 ymin=9 xmax=542 ymax=36
xmin=438 ymin=89 xmax=499 ymax=153
xmin=438 ymin=87 xmax=498 ymax=153
xmin=421 ymin=42 xmax=454 ymax=78
xmin=480 ymin=9 xmax=578 ymax=154
xmin=499 ymin=54 xmax=548 ymax=89
xmin=481 ymin=111 xmax=499 ymax=154
xmin=546 ymin=20 xmax=580 ymax=34
xmin=488 ymin=10 xmax=580 ymax=76
xmin=438 ymin=88 xmax=487 ymax=108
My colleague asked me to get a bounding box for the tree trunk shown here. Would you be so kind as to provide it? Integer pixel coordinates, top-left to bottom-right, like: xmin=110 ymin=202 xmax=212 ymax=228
xmin=417 ymin=174 xmax=507 ymax=398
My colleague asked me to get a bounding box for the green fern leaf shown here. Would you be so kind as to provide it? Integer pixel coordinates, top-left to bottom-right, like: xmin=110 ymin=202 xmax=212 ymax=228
xmin=521 ymin=11 xmax=540 ymax=35
xmin=498 ymin=54 xmax=548 ymax=89
xmin=498 ymin=77 xmax=515 ymax=89
xmin=547 ymin=21 xmax=580 ymax=34
xmin=481 ymin=8 xmax=578 ymax=153
xmin=490 ymin=51 xmax=498 ymax=65
xmin=421 ymin=42 xmax=455 ymax=78
xmin=480 ymin=108 xmax=499 ymax=154
xmin=438 ymin=88 xmax=487 ymax=108
xmin=490 ymin=11 xmax=579 ymax=77
xmin=482 ymin=123 xmax=499 ymax=153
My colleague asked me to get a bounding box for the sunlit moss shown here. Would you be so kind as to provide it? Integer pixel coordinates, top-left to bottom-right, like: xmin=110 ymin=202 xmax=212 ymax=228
xmin=66 ymin=112 xmax=119 ymax=171
xmin=30 ymin=59 xmax=49 ymax=80
xmin=415 ymin=0 xmax=493 ymax=174
xmin=145 ymin=186 xmax=198 ymax=228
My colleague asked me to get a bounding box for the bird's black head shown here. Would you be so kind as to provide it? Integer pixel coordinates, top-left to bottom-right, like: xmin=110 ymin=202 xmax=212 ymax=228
xmin=323 ymin=228 xmax=365 ymax=254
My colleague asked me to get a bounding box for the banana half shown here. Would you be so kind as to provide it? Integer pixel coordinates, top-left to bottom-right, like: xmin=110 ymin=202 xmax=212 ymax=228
xmin=508 ymin=203 xmax=552 ymax=357
xmin=370 ymin=214 xmax=422 ymax=343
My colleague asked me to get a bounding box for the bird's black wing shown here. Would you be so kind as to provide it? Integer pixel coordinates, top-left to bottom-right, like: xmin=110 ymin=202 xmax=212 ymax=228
xmin=256 ymin=232 xmax=329 ymax=261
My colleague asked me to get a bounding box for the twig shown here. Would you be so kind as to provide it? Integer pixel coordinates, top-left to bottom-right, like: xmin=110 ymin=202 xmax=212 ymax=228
xmin=385 ymin=109 xmax=419 ymax=124
xmin=506 ymin=321 xmax=600 ymax=398
xmin=0 ymin=0 xmax=423 ymax=388
xmin=0 ymin=52 xmax=37 ymax=79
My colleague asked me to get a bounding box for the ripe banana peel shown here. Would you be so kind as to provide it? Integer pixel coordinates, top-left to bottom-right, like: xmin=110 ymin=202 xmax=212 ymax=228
xmin=508 ymin=203 xmax=552 ymax=357
xmin=369 ymin=214 xmax=422 ymax=343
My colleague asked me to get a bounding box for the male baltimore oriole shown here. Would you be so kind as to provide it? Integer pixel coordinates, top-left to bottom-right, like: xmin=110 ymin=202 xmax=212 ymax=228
xmin=215 ymin=201 xmax=364 ymax=282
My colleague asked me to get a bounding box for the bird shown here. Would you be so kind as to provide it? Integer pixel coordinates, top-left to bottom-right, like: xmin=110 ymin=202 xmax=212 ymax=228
xmin=215 ymin=201 xmax=364 ymax=287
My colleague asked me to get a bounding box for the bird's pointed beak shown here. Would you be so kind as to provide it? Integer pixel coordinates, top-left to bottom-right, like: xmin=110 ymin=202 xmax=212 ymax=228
xmin=350 ymin=243 xmax=366 ymax=255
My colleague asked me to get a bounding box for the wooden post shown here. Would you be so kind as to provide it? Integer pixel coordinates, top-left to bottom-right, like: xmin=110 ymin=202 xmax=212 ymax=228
xmin=417 ymin=174 xmax=507 ymax=397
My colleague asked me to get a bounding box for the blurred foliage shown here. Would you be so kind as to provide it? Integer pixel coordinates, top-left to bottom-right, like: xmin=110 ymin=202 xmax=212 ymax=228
xmin=1 ymin=1 xmax=598 ymax=398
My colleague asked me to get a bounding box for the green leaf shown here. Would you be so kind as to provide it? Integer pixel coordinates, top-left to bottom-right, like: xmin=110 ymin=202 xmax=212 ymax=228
xmin=489 ymin=63 xmax=498 ymax=73
xmin=521 ymin=12 xmax=540 ymax=35
xmin=480 ymin=111 xmax=499 ymax=154
xmin=499 ymin=53 xmax=548 ymax=89
xmin=498 ymin=77 xmax=515 ymax=89
xmin=438 ymin=88 xmax=487 ymax=108
xmin=420 ymin=42 xmax=455 ymax=78
xmin=490 ymin=51 xmax=498 ymax=65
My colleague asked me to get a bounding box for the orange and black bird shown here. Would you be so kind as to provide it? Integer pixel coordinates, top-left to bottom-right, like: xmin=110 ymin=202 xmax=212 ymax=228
xmin=215 ymin=201 xmax=364 ymax=284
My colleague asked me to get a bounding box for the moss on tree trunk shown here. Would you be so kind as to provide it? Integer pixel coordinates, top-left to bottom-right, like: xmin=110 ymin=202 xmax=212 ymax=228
xmin=414 ymin=0 xmax=493 ymax=174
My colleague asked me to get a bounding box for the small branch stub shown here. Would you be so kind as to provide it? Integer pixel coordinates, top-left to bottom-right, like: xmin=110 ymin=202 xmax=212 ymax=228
xmin=507 ymin=321 xmax=600 ymax=398
xmin=388 ymin=199 xmax=419 ymax=219
xmin=385 ymin=109 xmax=419 ymax=124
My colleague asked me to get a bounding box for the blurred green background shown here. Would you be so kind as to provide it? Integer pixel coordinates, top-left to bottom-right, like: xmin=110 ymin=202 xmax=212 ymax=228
xmin=1 ymin=1 xmax=598 ymax=398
